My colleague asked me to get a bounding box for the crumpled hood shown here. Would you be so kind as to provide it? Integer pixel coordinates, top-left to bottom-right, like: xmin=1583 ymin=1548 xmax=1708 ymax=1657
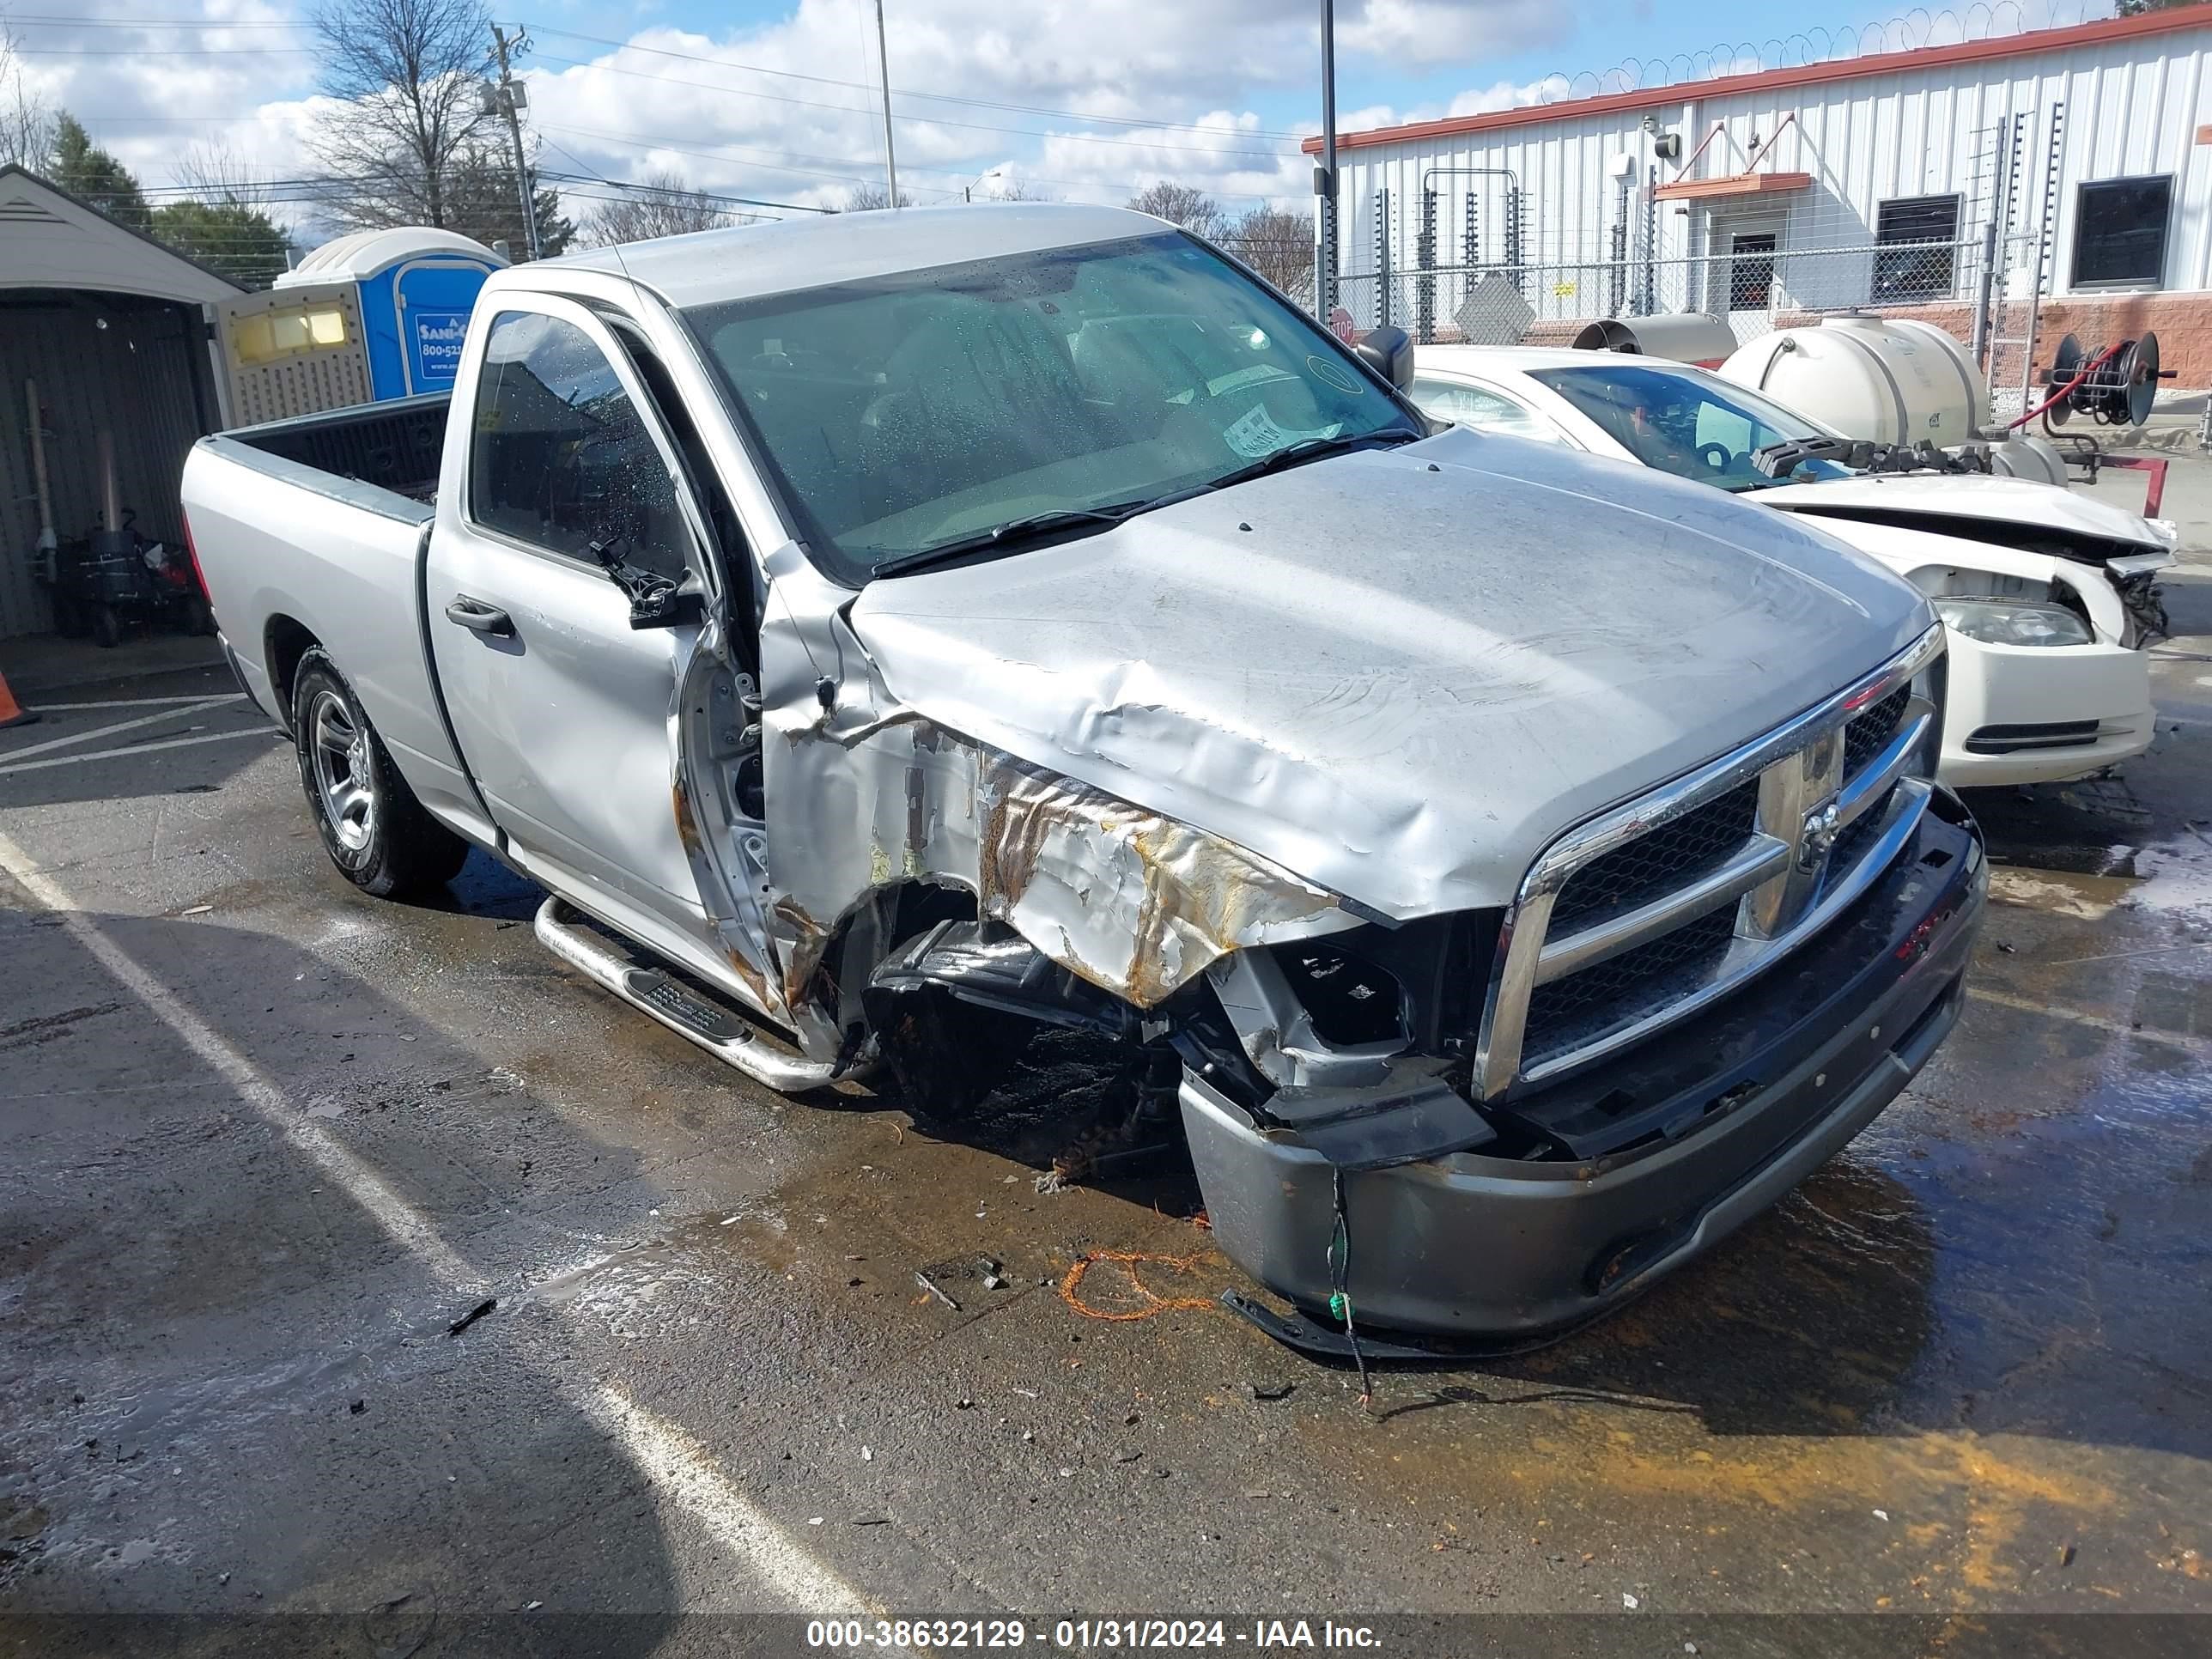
xmin=848 ymin=426 xmax=1934 ymax=919
xmin=1753 ymin=471 xmax=2166 ymax=549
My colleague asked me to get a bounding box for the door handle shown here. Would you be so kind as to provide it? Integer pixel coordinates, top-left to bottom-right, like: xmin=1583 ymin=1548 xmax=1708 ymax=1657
xmin=445 ymin=596 xmax=514 ymax=637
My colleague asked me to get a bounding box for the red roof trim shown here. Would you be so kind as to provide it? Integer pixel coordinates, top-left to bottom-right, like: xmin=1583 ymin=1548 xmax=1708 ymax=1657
xmin=1301 ymin=7 xmax=2212 ymax=155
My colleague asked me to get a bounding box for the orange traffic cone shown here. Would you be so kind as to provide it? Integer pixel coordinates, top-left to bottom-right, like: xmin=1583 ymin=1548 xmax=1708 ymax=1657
xmin=0 ymin=664 xmax=35 ymax=730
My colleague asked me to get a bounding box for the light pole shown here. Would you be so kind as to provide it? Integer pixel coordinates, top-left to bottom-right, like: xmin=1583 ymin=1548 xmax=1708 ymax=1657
xmin=1315 ymin=0 xmax=1338 ymax=323
xmin=872 ymin=0 xmax=900 ymax=207
xmin=963 ymin=167 xmax=1002 ymax=203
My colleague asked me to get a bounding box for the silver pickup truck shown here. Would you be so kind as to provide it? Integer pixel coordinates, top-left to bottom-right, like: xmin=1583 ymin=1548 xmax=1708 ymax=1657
xmin=183 ymin=204 xmax=1986 ymax=1348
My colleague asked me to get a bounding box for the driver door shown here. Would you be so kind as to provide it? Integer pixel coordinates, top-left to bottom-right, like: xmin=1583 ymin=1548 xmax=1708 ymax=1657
xmin=427 ymin=295 xmax=726 ymax=965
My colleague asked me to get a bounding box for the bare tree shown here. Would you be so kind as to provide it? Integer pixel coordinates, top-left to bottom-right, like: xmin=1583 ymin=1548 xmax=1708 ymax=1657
xmin=0 ymin=23 xmax=56 ymax=169
xmin=579 ymin=167 xmax=739 ymax=246
xmin=976 ymin=179 xmax=1056 ymax=203
xmin=1224 ymin=205 xmax=1312 ymax=298
xmin=1126 ymin=181 xmax=1231 ymax=242
xmin=843 ymin=181 xmax=912 ymax=212
xmin=308 ymin=0 xmax=495 ymax=230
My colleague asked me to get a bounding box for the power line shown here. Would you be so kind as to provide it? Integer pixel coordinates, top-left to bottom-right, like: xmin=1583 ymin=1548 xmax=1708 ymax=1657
xmin=11 ymin=45 xmax=312 ymax=56
xmin=0 ymin=14 xmax=314 ymax=26
xmin=538 ymin=123 xmax=1288 ymax=204
xmin=522 ymin=23 xmax=1311 ymax=141
xmin=530 ymin=52 xmax=1299 ymax=161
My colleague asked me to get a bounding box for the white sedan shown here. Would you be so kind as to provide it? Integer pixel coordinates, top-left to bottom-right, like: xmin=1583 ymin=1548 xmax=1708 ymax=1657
xmin=1410 ymin=346 xmax=2174 ymax=788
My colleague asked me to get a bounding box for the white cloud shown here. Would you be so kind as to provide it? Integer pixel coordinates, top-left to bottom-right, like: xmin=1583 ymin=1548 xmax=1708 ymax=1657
xmin=21 ymin=0 xmax=1580 ymax=230
xmin=515 ymin=0 xmax=1576 ymax=215
xmin=1340 ymin=0 xmax=1559 ymax=66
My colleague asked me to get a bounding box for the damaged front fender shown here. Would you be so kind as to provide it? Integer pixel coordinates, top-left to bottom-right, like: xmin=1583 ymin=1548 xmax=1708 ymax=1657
xmin=750 ymin=552 xmax=1365 ymax=1061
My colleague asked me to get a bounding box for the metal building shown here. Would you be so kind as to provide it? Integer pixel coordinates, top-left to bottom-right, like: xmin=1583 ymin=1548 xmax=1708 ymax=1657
xmin=0 ymin=166 xmax=240 ymax=641
xmin=1316 ymin=8 xmax=2212 ymax=404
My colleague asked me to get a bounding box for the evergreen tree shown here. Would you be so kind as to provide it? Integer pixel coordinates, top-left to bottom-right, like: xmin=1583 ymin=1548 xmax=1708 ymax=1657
xmin=49 ymin=113 xmax=149 ymax=231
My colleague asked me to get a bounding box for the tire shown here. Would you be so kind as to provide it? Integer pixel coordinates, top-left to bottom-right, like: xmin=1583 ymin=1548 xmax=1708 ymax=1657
xmin=290 ymin=648 xmax=470 ymax=898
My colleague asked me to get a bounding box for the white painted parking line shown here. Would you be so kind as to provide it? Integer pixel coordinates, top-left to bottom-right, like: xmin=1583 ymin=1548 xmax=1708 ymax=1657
xmin=0 ymin=698 xmax=240 ymax=763
xmin=24 ymin=695 xmax=251 ymax=712
xmin=0 ymin=829 xmax=890 ymax=1620
xmin=0 ymin=830 xmax=478 ymax=1285
xmin=1967 ymin=984 xmax=2212 ymax=1058
xmin=0 ymin=726 xmax=277 ymax=777
xmin=584 ymin=1383 xmax=896 ymax=1617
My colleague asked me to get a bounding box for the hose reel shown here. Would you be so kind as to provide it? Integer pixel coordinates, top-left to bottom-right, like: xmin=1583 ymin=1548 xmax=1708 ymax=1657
xmin=2042 ymin=331 xmax=2172 ymax=427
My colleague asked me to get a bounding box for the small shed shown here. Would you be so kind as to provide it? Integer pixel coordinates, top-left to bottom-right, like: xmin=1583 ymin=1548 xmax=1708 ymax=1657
xmin=0 ymin=164 xmax=240 ymax=640
xmin=276 ymin=227 xmax=506 ymax=399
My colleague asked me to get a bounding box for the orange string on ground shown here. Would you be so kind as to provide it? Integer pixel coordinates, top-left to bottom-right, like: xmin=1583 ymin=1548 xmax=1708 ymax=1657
xmin=1057 ymin=1249 xmax=1220 ymax=1322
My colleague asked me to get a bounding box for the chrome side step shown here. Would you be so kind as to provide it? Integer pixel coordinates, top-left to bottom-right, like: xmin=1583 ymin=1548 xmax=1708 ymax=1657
xmin=533 ymin=896 xmax=838 ymax=1092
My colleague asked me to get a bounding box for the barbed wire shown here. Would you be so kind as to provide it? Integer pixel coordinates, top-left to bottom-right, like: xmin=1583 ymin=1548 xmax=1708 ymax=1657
xmin=1533 ymin=1 xmax=2112 ymax=103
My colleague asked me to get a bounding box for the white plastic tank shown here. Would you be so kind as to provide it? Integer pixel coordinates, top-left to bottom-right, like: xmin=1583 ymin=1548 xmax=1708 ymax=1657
xmin=1718 ymin=315 xmax=1988 ymax=448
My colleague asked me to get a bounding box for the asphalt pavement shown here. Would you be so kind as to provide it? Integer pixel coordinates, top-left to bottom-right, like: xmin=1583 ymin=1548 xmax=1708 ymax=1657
xmin=2 ymin=526 xmax=2209 ymax=1656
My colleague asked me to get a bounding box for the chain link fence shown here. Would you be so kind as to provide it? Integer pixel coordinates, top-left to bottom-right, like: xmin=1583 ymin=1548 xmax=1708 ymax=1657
xmin=1334 ymin=236 xmax=1986 ymax=352
xmin=1327 ymin=233 xmax=2065 ymax=432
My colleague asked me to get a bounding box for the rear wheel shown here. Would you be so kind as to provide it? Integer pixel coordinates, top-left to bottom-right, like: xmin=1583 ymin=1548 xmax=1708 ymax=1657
xmin=290 ymin=648 xmax=469 ymax=898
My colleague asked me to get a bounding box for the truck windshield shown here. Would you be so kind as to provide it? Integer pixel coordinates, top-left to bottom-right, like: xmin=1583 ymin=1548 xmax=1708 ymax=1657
xmin=1527 ymin=363 xmax=1854 ymax=491
xmin=686 ymin=233 xmax=1415 ymax=583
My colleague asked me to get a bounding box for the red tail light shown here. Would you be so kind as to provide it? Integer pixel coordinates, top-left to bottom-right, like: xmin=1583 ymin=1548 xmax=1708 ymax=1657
xmin=181 ymin=510 xmax=210 ymax=600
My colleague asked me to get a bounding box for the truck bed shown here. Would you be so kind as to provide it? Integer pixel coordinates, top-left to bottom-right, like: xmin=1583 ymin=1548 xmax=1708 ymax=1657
xmin=224 ymin=393 xmax=451 ymax=507
xmin=184 ymin=392 xmax=472 ymax=829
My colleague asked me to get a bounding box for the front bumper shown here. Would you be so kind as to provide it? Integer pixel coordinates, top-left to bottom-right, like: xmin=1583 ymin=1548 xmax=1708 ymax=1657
xmin=1183 ymin=791 xmax=1987 ymax=1340
xmin=1937 ymin=631 xmax=2152 ymax=787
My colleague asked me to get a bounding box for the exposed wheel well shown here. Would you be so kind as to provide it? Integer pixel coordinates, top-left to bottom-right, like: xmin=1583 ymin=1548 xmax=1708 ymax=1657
xmin=262 ymin=616 xmax=319 ymax=734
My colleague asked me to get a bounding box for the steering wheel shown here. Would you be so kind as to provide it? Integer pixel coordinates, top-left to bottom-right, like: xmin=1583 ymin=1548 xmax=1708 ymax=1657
xmin=1696 ymin=442 xmax=1735 ymax=471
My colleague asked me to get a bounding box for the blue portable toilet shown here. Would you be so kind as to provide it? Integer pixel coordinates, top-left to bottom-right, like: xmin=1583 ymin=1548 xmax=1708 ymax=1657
xmin=273 ymin=228 xmax=507 ymax=401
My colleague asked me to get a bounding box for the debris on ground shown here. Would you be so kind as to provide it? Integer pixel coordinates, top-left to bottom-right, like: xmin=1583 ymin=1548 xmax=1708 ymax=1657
xmin=445 ymin=1298 xmax=496 ymax=1337
xmin=1058 ymin=1249 xmax=1218 ymax=1323
xmin=1247 ymin=1380 xmax=1297 ymax=1402
xmin=914 ymin=1271 xmax=960 ymax=1312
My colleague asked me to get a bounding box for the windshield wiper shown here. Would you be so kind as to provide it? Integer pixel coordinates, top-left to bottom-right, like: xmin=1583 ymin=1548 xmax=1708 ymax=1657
xmin=1749 ymin=434 xmax=1996 ymax=480
xmin=870 ymin=502 xmax=1151 ymax=580
xmin=1177 ymin=427 xmax=1424 ymax=502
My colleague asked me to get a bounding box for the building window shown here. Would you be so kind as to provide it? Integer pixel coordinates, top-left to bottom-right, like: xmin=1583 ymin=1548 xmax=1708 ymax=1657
xmin=2072 ymin=176 xmax=2172 ymax=289
xmin=1728 ymin=232 xmax=1777 ymax=311
xmin=1874 ymin=195 xmax=1960 ymax=301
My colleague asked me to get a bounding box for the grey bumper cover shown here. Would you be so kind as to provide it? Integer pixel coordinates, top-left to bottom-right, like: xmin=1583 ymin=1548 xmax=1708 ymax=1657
xmin=1183 ymin=793 xmax=1987 ymax=1340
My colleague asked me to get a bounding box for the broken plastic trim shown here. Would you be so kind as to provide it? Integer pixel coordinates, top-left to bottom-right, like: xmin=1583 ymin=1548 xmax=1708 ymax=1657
xmin=862 ymin=918 xmax=1143 ymax=1115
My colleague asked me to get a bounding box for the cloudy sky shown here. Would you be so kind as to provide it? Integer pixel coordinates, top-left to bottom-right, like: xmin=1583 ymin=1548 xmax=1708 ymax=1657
xmin=3 ymin=0 xmax=2108 ymax=226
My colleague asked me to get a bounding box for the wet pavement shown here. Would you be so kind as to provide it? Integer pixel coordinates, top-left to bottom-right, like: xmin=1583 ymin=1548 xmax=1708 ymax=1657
xmin=2 ymin=554 xmax=2209 ymax=1654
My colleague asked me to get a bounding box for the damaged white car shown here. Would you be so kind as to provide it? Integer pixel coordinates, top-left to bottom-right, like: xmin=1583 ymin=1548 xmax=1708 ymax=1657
xmin=183 ymin=207 xmax=1986 ymax=1350
xmin=1411 ymin=346 xmax=2173 ymax=788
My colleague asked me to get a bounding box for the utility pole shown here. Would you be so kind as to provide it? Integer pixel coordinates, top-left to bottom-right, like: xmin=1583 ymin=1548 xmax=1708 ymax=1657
xmin=872 ymin=0 xmax=900 ymax=208
xmin=488 ymin=24 xmax=542 ymax=259
xmin=1315 ymin=0 xmax=1338 ymax=324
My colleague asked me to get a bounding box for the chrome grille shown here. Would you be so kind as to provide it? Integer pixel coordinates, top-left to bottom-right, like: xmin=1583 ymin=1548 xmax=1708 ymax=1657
xmin=1549 ymin=781 xmax=1760 ymax=933
xmin=1474 ymin=626 xmax=1946 ymax=1099
xmin=1522 ymin=908 xmax=1735 ymax=1054
xmin=1844 ymin=684 xmax=1911 ymax=777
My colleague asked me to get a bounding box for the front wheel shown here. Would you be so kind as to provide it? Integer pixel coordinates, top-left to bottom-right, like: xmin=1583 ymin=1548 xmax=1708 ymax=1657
xmin=290 ymin=649 xmax=470 ymax=898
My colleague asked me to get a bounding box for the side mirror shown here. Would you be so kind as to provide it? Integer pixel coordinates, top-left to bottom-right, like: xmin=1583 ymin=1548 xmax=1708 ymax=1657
xmin=627 ymin=583 xmax=704 ymax=631
xmin=591 ymin=536 xmax=706 ymax=631
xmin=1355 ymin=325 xmax=1416 ymax=392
